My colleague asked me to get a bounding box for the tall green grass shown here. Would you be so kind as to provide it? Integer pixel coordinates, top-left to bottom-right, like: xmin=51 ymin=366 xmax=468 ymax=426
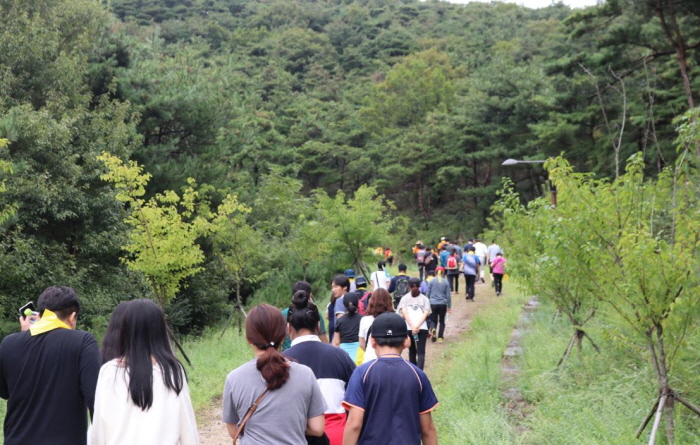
xmin=430 ymin=292 xmax=527 ymax=444
xmin=516 ymin=299 xmax=700 ymax=444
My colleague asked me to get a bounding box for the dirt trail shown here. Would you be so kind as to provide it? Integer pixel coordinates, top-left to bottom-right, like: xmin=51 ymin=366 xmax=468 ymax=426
xmin=196 ymin=276 xmax=501 ymax=444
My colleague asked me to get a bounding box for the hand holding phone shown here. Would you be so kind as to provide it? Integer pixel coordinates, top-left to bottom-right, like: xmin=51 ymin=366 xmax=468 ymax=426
xmin=18 ymin=302 xmax=39 ymax=331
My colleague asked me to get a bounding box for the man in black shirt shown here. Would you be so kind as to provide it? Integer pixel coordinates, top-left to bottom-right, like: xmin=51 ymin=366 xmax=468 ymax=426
xmin=0 ymin=286 xmax=101 ymax=445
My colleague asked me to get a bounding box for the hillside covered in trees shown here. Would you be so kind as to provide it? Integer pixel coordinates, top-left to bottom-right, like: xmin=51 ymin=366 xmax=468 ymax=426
xmin=0 ymin=0 xmax=698 ymax=333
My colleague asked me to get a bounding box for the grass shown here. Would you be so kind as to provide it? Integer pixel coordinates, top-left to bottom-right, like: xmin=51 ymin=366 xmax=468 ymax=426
xmin=515 ymin=298 xmax=700 ymax=445
xmin=430 ymin=290 xmax=528 ymax=444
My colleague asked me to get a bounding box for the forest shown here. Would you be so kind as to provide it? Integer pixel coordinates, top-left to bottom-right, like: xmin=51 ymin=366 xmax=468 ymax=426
xmin=0 ymin=0 xmax=698 ymax=335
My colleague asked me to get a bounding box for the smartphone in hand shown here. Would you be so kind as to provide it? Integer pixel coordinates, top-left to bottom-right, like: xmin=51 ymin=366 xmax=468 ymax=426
xmin=19 ymin=302 xmax=39 ymax=324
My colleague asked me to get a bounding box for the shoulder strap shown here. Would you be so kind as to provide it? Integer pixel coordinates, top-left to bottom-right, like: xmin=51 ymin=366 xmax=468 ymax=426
xmin=232 ymin=389 xmax=269 ymax=444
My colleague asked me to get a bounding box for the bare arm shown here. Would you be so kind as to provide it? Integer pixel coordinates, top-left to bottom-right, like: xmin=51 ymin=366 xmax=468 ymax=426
xmin=343 ymin=407 xmax=364 ymax=445
xmin=359 ymin=337 xmax=367 ymax=351
xmin=332 ymin=331 xmax=341 ymax=347
xmin=419 ymin=412 xmax=438 ymax=445
xmin=306 ymin=414 xmax=325 ymax=437
xmin=319 ymin=333 xmax=329 ymax=343
xmin=225 ymin=423 xmax=238 ymax=439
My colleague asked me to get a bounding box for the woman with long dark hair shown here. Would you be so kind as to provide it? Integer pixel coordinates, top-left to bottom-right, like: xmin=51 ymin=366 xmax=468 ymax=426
xmin=284 ymin=290 xmax=356 ymax=445
xmin=357 ymin=288 xmax=394 ymax=364
xmin=89 ymin=299 xmax=198 ymax=444
xmin=99 ymin=300 xmax=132 ymax=364
xmin=223 ymin=304 xmax=326 ymax=444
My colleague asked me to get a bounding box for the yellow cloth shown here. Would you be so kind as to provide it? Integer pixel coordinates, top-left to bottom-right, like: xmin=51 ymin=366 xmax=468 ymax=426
xmin=29 ymin=309 xmax=71 ymax=336
xmin=355 ymin=348 xmax=365 ymax=365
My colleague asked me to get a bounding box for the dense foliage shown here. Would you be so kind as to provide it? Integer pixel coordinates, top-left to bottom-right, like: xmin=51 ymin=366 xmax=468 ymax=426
xmin=0 ymin=0 xmax=698 ymax=334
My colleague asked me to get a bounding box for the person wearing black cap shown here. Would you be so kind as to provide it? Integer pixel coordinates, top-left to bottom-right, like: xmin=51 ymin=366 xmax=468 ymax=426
xmin=342 ymin=312 xmax=438 ymax=445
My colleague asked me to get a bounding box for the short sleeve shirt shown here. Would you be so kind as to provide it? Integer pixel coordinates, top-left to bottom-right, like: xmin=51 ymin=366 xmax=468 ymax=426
xmin=461 ymin=253 xmax=480 ymax=275
xmin=222 ymin=360 xmax=327 ymax=445
xmin=342 ymin=356 xmax=438 ymax=445
xmin=335 ymin=313 xmax=362 ymax=344
xmin=396 ymin=294 xmax=431 ymax=330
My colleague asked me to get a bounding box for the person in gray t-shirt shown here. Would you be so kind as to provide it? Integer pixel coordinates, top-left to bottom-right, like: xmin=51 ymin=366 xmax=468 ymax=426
xmin=222 ymin=305 xmax=327 ymax=444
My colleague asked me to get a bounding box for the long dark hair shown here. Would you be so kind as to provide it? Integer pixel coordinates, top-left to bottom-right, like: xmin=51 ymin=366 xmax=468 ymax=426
xmin=246 ymin=304 xmax=290 ymax=390
xmin=117 ymin=299 xmax=185 ymax=411
xmin=287 ymin=290 xmax=320 ymax=333
xmin=101 ymin=300 xmax=132 ymax=364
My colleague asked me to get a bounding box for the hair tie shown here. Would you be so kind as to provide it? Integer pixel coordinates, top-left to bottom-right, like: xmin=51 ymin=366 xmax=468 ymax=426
xmin=269 ymin=342 xmax=275 ymax=347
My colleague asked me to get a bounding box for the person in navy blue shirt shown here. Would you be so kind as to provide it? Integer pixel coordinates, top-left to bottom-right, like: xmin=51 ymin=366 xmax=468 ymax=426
xmin=342 ymin=312 xmax=438 ymax=445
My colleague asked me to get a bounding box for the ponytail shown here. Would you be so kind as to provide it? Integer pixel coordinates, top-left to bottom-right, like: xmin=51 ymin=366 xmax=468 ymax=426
xmin=246 ymin=304 xmax=290 ymax=390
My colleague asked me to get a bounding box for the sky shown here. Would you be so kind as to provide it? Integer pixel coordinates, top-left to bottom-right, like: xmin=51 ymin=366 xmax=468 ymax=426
xmin=445 ymin=0 xmax=601 ymax=9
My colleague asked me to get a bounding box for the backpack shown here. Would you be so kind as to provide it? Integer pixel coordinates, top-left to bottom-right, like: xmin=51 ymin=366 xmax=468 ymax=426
xmin=358 ymin=291 xmax=372 ymax=315
xmin=393 ymin=276 xmax=410 ymax=307
xmin=447 ymin=255 xmax=458 ymax=270
xmin=424 ymin=253 xmax=433 ymax=265
xmin=416 ymin=249 xmax=426 ymax=264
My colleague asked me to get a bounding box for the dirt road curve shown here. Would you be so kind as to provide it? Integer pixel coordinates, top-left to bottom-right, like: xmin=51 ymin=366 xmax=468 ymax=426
xmin=196 ymin=277 xmax=499 ymax=444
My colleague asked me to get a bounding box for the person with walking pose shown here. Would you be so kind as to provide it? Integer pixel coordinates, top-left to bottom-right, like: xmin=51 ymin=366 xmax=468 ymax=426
xmin=285 ymin=291 xmax=356 ymax=445
xmin=396 ymin=277 xmax=431 ymax=370
xmin=491 ymin=252 xmax=507 ymax=296
xmin=223 ymin=304 xmax=326 ymax=444
xmin=462 ymin=247 xmax=480 ymax=301
xmin=426 ymin=267 xmax=451 ymax=343
xmin=89 ymin=299 xmax=198 ymax=445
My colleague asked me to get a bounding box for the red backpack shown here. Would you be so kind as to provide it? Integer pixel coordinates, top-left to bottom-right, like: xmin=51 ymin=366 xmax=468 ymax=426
xmin=358 ymin=291 xmax=372 ymax=315
xmin=447 ymin=255 xmax=458 ymax=270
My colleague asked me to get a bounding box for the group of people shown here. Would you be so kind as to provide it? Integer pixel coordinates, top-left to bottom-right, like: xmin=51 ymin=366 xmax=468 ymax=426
xmin=0 ymin=280 xmax=441 ymax=445
xmin=413 ymin=238 xmax=506 ymax=299
xmin=0 ymin=286 xmax=198 ymax=445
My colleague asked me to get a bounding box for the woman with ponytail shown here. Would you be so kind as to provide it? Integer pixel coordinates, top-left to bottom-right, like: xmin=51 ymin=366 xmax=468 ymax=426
xmin=332 ymin=292 xmax=361 ymax=361
xmin=426 ymin=266 xmax=452 ymax=343
xmin=89 ymin=299 xmax=198 ymax=445
xmin=284 ymin=291 xmax=356 ymax=445
xmin=223 ymin=304 xmax=326 ymax=444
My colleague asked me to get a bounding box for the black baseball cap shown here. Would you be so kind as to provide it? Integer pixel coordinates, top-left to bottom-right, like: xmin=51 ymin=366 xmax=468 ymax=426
xmin=371 ymin=312 xmax=408 ymax=338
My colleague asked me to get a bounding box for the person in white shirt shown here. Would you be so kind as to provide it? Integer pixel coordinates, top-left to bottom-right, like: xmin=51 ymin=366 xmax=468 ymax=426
xmin=486 ymin=241 xmax=503 ymax=282
xmin=473 ymin=239 xmax=489 ymax=283
xmin=89 ymin=299 xmax=198 ymax=445
xmin=370 ymin=261 xmax=391 ymax=291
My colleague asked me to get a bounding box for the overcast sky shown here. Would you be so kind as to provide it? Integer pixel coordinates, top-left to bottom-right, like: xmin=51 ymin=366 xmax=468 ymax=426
xmin=445 ymin=0 xmax=601 ymax=9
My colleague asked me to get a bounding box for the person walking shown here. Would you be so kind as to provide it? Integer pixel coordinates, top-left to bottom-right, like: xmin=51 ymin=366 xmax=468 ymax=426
xmin=282 ymin=281 xmax=329 ymax=351
xmin=426 ymin=267 xmax=451 ymax=343
xmin=491 ymin=252 xmax=507 ymax=296
xmin=388 ymin=263 xmax=411 ymax=310
xmin=423 ymin=247 xmax=439 ymax=277
xmin=486 ymin=240 xmax=503 ymax=282
xmin=370 ymin=261 xmax=390 ymax=291
xmin=342 ymin=312 xmax=438 ymax=445
xmin=284 ymin=290 xmax=356 ymax=445
xmin=462 ymin=247 xmax=481 ymax=301
xmin=415 ymin=243 xmax=427 ymax=281
xmin=357 ymin=288 xmax=394 ymax=364
xmin=438 ymin=243 xmax=451 ymax=268
xmin=222 ymin=304 xmax=326 ymax=444
xmin=0 ymin=286 xmax=101 ymax=445
xmin=445 ymin=250 xmax=460 ymax=295
xmin=333 ymin=293 xmax=362 ymax=361
xmin=89 ymin=300 xmax=199 ymax=445
xmin=473 ymin=238 xmax=488 ymax=283
xmin=396 ymin=277 xmax=431 ymax=370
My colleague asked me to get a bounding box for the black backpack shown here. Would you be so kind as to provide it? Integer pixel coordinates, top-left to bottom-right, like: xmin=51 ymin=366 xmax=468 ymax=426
xmin=393 ymin=276 xmax=410 ymax=307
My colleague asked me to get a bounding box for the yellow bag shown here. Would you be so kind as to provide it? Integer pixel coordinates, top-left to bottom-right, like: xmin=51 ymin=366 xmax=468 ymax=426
xmin=503 ymin=273 xmax=509 ymax=282
xmin=355 ymin=347 xmax=365 ymax=365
